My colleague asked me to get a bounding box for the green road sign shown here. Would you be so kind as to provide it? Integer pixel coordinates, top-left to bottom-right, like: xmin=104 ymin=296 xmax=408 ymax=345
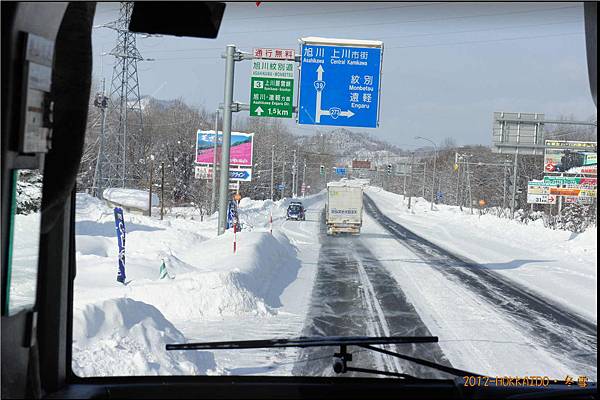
xmin=250 ymin=57 xmax=295 ymax=119
xmin=250 ymin=77 xmax=293 ymax=118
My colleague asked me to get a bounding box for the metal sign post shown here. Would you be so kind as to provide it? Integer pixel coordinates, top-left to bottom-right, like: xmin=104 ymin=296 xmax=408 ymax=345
xmin=218 ymin=45 xmax=237 ymax=235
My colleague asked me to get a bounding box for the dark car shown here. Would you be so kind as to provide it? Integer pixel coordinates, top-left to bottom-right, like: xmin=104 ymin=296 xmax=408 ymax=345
xmin=286 ymin=204 xmax=305 ymax=221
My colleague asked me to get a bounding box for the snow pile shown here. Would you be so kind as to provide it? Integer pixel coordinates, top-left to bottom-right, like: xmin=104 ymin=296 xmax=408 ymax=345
xmin=72 ymin=298 xmax=216 ymax=376
xmin=103 ymin=188 xmax=159 ymax=211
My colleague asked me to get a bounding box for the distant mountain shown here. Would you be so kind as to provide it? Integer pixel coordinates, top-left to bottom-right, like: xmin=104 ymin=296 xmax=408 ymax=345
xmin=295 ymin=128 xmax=409 ymax=167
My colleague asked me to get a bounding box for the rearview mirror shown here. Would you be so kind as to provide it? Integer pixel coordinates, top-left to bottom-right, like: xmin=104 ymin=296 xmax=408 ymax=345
xmin=129 ymin=2 xmax=226 ymax=39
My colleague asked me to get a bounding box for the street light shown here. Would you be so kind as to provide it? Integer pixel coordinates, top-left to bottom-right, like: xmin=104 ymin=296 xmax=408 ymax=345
xmin=415 ymin=136 xmax=437 ymax=211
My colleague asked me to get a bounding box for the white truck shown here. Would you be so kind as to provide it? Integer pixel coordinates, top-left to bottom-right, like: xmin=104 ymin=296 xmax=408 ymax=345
xmin=325 ymin=181 xmax=364 ymax=235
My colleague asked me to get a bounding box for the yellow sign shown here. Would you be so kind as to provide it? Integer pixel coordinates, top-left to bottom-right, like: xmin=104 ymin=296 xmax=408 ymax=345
xmin=233 ymin=193 xmax=242 ymax=202
xmin=453 ymin=163 xmax=459 ymax=172
xmin=478 ymin=199 xmax=486 ymax=207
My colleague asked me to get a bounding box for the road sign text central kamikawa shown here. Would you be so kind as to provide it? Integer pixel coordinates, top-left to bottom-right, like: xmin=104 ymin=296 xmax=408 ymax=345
xmin=298 ymin=37 xmax=383 ymax=128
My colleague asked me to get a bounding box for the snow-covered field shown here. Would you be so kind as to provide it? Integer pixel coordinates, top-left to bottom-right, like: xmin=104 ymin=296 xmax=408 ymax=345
xmin=73 ymin=192 xmax=323 ymax=376
xmin=365 ymin=187 xmax=597 ymax=322
xmin=8 ymin=184 xmax=595 ymax=379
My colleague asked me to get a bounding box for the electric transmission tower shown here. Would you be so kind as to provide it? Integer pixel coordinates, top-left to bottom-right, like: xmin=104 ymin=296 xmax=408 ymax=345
xmin=95 ymin=2 xmax=146 ymax=194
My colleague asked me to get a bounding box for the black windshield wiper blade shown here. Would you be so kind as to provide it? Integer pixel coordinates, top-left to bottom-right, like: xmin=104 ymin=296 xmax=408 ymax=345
xmin=166 ymin=335 xmax=485 ymax=379
xmin=166 ymin=335 xmax=438 ymax=351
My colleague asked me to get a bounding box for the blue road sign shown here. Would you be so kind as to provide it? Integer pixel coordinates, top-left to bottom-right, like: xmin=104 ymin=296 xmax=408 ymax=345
xmin=298 ymin=39 xmax=383 ymax=128
xmin=335 ymin=167 xmax=347 ymax=176
xmin=229 ymin=168 xmax=252 ymax=182
xmin=436 ymin=192 xmax=444 ymax=200
xmin=277 ymin=183 xmax=286 ymax=190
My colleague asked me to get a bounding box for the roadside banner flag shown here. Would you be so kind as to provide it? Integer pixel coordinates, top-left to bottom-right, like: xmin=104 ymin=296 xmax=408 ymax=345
xmin=159 ymin=259 xmax=175 ymax=280
xmin=159 ymin=260 xmax=169 ymax=279
xmin=113 ymin=207 xmax=126 ymax=284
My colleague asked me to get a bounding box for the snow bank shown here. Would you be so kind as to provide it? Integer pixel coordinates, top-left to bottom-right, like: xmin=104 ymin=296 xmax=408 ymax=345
xmin=365 ymin=187 xmax=597 ymax=321
xmin=72 ymin=298 xmax=215 ymax=376
xmin=103 ymin=188 xmax=159 ymax=211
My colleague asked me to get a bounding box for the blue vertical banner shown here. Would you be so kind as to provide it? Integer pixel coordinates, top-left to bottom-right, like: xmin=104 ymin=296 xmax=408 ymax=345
xmin=113 ymin=207 xmax=126 ymax=284
xmin=226 ymin=200 xmax=237 ymax=230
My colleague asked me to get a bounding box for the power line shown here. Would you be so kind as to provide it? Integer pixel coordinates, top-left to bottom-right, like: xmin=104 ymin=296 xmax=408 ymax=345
xmin=139 ymin=18 xmax=580 ymax=55
xmin=225 ymin=2 xmax=453 ymax=21
xmin=150 ymin=31 xmax=584 ymax=62
xmin=218 ymin=5 xmax=579 ymax=36
xmin=387 ymin=31 xmax=583 ymax=50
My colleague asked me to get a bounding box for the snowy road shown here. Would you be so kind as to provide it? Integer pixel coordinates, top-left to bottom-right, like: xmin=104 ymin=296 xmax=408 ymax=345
xmin=362 ymin=193 xmax=597 ymax=380
xmin=294 ymin=210 xmax=452 ymax=379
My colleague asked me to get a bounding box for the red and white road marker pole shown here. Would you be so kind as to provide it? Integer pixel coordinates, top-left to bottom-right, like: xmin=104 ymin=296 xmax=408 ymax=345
xmin=233 ymin=223 xmax=237 ymax=253
xmin=269 ymin=210 xmax=273 ymax=234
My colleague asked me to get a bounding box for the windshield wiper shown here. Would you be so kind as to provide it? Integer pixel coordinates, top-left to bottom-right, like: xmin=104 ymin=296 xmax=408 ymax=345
xmin=166 ymin=335 xmax=483 ymax=379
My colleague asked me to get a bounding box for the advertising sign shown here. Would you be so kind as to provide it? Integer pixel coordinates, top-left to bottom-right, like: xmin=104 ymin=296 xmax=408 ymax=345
xmin=229 ymin=168 xmax=253 ymax=182
xmin=194 ymin=166 xmax=213 ymax=180
xmin=195 ymin=130 xmax=254 ymax=167
xmin=298 ymin=37 xmax=383 ymax=128
xmin=250 ymin=52 xmax=295 ymax=118
xmin=543 ymin=140 xmax=597 ymax=175
xmin=352 ymin=160 xmax=371 ymax=169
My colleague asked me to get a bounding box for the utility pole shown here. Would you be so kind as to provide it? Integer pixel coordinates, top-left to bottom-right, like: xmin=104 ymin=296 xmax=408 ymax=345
xmin=217 ymin=44 xmax=236 ymax=235
xmin=510 ymin=151 xmax=519 ymax=218
xmin=302 ymin=158 xmax=307 ymax=197
xmin=502 ymin=163 xmax=508 ymax=210
xmin=281 ymin=160 xmax=286 ymax=199
xmin=408 ymin=152 xmax=415 ymax=209
xmin=415 ymin=136 xmax=437 ymax=211
xmin=210 ymin=109 xmax=220 ymax=214
xmin=148 ymin=155 xmax=154 ymax=217
xmin=270 ymin=144 xmax=275 ymax=201
xmin=160 ymin=161 xmax=165 ymax=220
xmin=292 ymin=149 xmax=297 ymax=198
xmin=466 ymin=156 xmax=473 ymax=215
xmin=92 ymin=78 xmax=108 ymax=199
xmin=422 ymin=161 xmax=426 ymax=198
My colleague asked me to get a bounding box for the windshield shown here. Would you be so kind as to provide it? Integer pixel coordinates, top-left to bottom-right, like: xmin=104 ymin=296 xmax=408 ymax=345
xmin=70 ymin=1 xmax=596 ymax=384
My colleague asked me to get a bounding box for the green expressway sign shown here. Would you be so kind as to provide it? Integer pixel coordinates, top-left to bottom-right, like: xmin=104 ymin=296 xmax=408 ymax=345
xmin=250 ymin=50 xmax=295 ymax=119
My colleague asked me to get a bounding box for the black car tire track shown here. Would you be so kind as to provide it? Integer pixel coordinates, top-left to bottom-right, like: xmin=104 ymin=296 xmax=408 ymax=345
xmin=363 ymin=193 xmax=597 ymax=376
xmin=293 ymin=210 xmax=452 ymax=378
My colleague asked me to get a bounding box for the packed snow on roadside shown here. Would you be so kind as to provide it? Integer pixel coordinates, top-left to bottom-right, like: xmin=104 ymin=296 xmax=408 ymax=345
xmin=72 ymin=192 xmax=320 ymax=376
xmin=103 ymin=187 xmax=159 ymax=211
xmin=365 ymin=187 xmax=597 ymax=321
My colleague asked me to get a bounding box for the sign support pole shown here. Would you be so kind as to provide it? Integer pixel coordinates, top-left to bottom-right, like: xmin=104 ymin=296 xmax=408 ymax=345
xmin=218 ymin=45 xmax=237 ymax=235
xmin=408 ymin=152 xmax=415 ymax=209
xmin=270 ymin=145 xmax=275 ymax=201
xmin=510 ymin=151 xmax=519 ymax=218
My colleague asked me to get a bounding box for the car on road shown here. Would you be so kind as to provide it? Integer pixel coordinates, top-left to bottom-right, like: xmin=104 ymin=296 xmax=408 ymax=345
xmin=286 ymin=203 xmax=305 ymax=221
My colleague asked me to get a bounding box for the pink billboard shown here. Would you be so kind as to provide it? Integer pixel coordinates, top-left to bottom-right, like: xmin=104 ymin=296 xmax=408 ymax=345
xmin=195 ymin=130 xmax=254 ymax=167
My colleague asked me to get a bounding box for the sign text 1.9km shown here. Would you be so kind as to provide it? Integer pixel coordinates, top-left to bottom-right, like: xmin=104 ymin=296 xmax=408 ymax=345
xmin=250 ymin=48 xmax=295 ymax=119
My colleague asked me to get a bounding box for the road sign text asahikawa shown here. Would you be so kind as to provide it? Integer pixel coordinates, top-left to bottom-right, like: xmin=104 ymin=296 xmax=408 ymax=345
xmin=298 ymin=37 xmax=383 ymax=128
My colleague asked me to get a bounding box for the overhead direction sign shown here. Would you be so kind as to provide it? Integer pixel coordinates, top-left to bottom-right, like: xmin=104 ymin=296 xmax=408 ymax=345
xmin=298 ymin=37 xmax=383 ymax=128
xmin=250 ymin=48 xmax=295 ymax=118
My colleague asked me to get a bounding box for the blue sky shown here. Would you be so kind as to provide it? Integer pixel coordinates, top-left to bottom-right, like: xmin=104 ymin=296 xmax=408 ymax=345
xmin=92 ymin=2 xmax=596 ymax=149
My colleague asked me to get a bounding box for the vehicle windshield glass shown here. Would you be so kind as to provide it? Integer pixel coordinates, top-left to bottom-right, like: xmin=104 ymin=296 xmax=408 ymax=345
xmin=72 ymin=1 xmax=596 ymax=384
